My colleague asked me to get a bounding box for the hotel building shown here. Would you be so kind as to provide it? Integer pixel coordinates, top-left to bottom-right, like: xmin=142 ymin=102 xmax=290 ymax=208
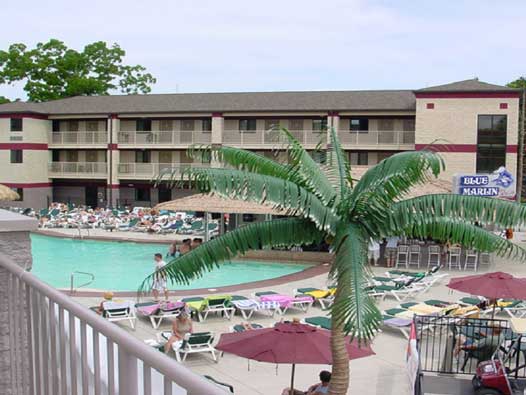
xmin=0 ymin=79 xmax=521 ymax=209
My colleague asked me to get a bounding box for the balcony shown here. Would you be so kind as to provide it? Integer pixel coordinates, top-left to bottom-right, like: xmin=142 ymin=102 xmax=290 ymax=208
xmin=118 ymin=162 xmax=210 ymax=179
xmin=338 ymin=130 xmax=415 ymax=149
xmin=223 ymin=130 xmax=326 ymax=148
xmin=117 ymin=131 xmax=212 ymax=148
xmin=48 ymin=162 xmax=108 ymax=179
xmin=49 ymin=131 xmax=108 ymax=147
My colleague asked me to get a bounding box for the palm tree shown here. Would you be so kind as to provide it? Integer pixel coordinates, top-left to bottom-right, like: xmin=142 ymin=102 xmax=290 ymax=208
xmin=141 ymin=128 xmax=526 ymax=395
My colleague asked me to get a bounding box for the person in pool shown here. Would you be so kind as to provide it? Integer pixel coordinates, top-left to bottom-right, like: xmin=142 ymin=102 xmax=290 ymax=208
xmin=281 ymin=370 xmax=331 ymax=395
xmin=163 ymin=311 xmax=193 ymax=354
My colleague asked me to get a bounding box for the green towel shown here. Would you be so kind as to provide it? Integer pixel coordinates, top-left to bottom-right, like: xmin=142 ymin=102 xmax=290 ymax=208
xmin=399 ymin=302 xmax=418 ymax=309
xmin=384 ymin=308 xmax=407 ymax=316
xmin=305 ymin=316 xmax=331 ymax=330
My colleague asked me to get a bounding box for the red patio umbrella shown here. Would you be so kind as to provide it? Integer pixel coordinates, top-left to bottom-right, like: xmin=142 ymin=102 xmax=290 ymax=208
xmin=447 ymin=271 xmax=526 ymax=300
xmin=216 ymin=321 xmax=374 ymax=394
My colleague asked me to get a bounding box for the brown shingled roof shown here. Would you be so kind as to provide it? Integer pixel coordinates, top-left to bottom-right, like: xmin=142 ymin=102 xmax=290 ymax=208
xmin=0 ymin=90 xmax=416 ymax=115
xmin=416 ymin=79 xmax=518 ymax=93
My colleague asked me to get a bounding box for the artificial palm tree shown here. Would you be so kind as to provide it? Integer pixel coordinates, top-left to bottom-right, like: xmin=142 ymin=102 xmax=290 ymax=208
xmin=141 ymin=128 xmax=526 ymax=395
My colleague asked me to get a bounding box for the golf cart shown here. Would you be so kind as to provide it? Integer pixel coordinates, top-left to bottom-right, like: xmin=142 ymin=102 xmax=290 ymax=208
xmin=472 ymin=318 xmax=526 ymax=395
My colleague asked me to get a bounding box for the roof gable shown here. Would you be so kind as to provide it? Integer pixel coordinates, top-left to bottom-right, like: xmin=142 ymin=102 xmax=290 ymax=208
xmin=416 ymin=79 xmax=518 ymax=93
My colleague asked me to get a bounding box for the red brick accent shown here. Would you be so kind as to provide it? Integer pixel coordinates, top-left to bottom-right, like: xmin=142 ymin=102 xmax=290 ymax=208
xmin=416 ymin=92 xmax=520 ymax=99
xmin=328 ymin=111 xmax=339 ymax=116
xmin=107 ymin=143 xmax=118 ymax=150
xmin=211 ymin=112 xmax=223 ymax=117
xmin=416 ymin=144 xmax=518 ymax=153
xmin=0 ymin=113 xmax=48 ymax=120
xmin=506 ymin=145 xmax=518 ymax=153
xmin=108 ymin=184 xmax=120 ymax=189
xmin=2 ymin=182 xmax=52 ymax=188
xmin=426 ymin=103 xmax=435 ymax=109
xmin=109 ymin=114 xmax=119 ymax=119
xmin=500 ymin=103 xmax=509 ymax=109
xmin=0 ymin=143 xmax=48 ymax=150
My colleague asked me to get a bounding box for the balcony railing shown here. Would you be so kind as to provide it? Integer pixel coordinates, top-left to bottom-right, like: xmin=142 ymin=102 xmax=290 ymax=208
xmin=117 ymin=131 xmax=212 ymax=146
xmin=0 ymin=251 xmax=227 ymax=395
xmin=118 ymin=163 xmax=210 ymax=178
xmin=338 ymin=130 xmax=415 ymax=146
xmin=223 ymin=130 xmax=326 ymax=146
xmin=48 ymin=162 xmax=108 ymax=178
xmin=49 ymin=131 xmax=108 ymax=145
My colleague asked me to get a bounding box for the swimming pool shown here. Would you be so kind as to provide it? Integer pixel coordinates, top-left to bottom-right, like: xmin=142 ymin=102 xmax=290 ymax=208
xmin=30 ymin=234 xmax=311 ymax=291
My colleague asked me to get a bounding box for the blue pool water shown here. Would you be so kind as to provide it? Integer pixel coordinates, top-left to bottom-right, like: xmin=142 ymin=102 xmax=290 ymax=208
xmin=30 ymin=234 xmax=310 ymax=291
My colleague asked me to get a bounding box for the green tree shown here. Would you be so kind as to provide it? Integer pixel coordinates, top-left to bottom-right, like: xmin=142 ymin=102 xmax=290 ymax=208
xmin=0 ymin=96 xmax=9 ymax=104
xmin=142 ymin=129 xmax=526 ymax=395
xmin=0 ymin=39 xmax=156 ymax=102
xmin=508 ymin=77 xmax=526 ymax=89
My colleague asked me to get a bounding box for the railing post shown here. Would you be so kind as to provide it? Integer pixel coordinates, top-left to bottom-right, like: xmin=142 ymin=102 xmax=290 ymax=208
xmin=118 ymin=348 xmax=138 ymax=395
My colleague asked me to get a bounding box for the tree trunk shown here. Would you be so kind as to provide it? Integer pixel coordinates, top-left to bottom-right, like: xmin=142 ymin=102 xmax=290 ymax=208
xmin=328 ymin=291 xmax=350 ymax=395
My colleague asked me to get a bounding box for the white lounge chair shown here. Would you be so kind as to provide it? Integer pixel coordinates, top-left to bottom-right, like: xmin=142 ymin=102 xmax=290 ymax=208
xmin=100 ymin=300 xmax=137 ymax=329
xmin=162 ymin=331 xmax=218 ymax=362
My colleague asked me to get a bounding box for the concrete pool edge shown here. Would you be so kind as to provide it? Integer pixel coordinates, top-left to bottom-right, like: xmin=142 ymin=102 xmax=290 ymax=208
xmin=63 ymin=263 xmax=330 ymax=297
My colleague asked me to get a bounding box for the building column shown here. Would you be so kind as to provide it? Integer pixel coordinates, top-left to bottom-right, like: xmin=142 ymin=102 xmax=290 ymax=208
xmin=107 ymin=115 xmax=120 ymax=207
xmin=211 ymin=113 xmax=224 ymax=168
xmin=0 ymin=210 xmax=37 ymax=395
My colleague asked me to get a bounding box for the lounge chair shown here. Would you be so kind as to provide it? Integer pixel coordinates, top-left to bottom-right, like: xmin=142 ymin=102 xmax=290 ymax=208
xmin=381 ymin=314 xmax=412 ymax=339
xmin=162 ymin=331 xmax=218 ymax=362
xmin=119 ymin=217 xmax=140 ymax=231
xmin=230 ymin=323 xmax=264 ymax=332
xmin=254 ymin=291 xmax=313 ymax=314
xmin=183 ymin=295 xmax=235 ymax=322
xmin=304 ymin=316 xmax=331 ymax=330
xmin=230 ymin=295 xmax=280 ymax=319
xmin=135 ymin=301 xmax=186 ymax=329
xmin=500 ymin=300 xmax=526 ymax=318
xmin=93 ymin=300 xmax=137 ymax=329
xmin=367 ymin=278 xmax=425 ymax=301
xmin=294 ymin=287 xmax=335 ymax=310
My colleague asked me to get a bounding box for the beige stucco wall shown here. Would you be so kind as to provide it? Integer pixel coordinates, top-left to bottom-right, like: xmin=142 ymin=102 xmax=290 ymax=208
xmin=0 ymin=150 xmax=49 ymax=183
xmin=0 ymin=118 xmax=49 ymax=144
xmin=415 ymin=97 xmax=519 ymax=145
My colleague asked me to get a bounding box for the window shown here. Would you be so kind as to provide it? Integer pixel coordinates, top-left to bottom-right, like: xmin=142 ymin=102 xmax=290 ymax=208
xmin=349 ymin=118 xmax=368 ymax=132
xmin=181 ymin=119 xmax=195 ymax=131
xmin=202 ymin=119 xmax=212 ymax=132
xmin=52 ymin=120 xmax=61 ymax=132
xmin=66 ymin=151 xmax=78 ymax=162
xmin=159 ymin=120 xmax=173 ymax=131
xmin=239 ymin=119 xmax=257 ymax=131
xmin=135 ymin=188 xmax=151 ymax=202
xmin=135 ymin=150 xmax=151 ymax=163
xmin=264 ymin=119 xmax=280 ymax=130
xmin=10 ymin=118 xmax=22 ymax=132
xmin=288 ymin=119 xmax=304 ymax=130
xmin=312 ymin=119 xmax=327 ymax=132
xmin=10 ymin=150 xmax=23 ymax=163
xmin=477 ymin=115 xmax=507 ymax=173
xmin=12 ymin=188 xmax=23 ymax=201
xmin=86 ymin=121 xmax=99 ymax=132
xmin=377 ymin=119 xmax=395 ymax=131
xmin=402 ymin=119 xmax=415 ymax=131
xmin=136 ymin=119 xmax=152 ymax=131
xmin=68 ymin=120 xmax=79 ymax=132
xmin=51 ymin=150 xmax=60 ymax=162
xmin=350 ymin=152 xmax=368 ymax=166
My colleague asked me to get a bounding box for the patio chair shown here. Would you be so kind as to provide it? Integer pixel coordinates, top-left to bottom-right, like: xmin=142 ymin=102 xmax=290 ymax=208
xmin=304 ymin=316 xmax=331 ymax=330
xmin=230 ymin=323 xmax=264 ymax=332
xmin=427 ymin=245 xmax=441 ymax=268
xmin=162 ymin=331 xmax=218 ymax=362
xmin=395 ymin=245 xmax=409 ymax=268
xmin=230 ymin=295 xmax=280 ymax=319
xmin=98 ymin=300 xmax=136 ymax=329
xmin=408 ymin=245 xmax=421 ymax=268
xmin=135 ymin=301 xmax=186 ymax=329
xmin=184 ymin=295 xmax=235 ymax=322
xmin=448 ymin=246 xmax=462 ymax=270
xmin=255 ymin=291 xmax=314 ymax=314
xmin=479 ymin=252 xmax=492 ymax=269
xmin=294 ymin=287 xmax=335 ymax=310
xmin=500 ymin=300 xmax=526 ymax=318
xmin=367 ymin=277 xmax=424 ymax=301
xmin=463 ymin=249 xmax=478 ymax=271
xmin=119 ymin=218 xmax=140 ymax=231
xmin=381 ymin=314 xmax=412 ymax=339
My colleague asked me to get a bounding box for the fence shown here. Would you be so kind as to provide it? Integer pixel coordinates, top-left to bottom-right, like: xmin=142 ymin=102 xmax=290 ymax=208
xmin=414 ymin=315 xmax=525 ymax=377
xmin=0 ymin=252 xmax=227 ymax=395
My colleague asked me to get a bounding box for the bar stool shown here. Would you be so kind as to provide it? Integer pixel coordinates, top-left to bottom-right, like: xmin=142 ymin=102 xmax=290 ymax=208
xmin=408 ymin=245 xmax=421 ymax=268
xmin=463 ymin=249 xmax=478 ymax=271
xmin=427 ymin=245 xmax=441 ymax=268
xmin=395 ymin=245 xmax=409 ymax=268
xmin=448 ymin=246 xmax=462 ymax=270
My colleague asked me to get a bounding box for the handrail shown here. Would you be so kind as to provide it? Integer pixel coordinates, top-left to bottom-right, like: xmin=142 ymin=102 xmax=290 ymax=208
xmin=70 ymin=271 xmax=95 ymax=294
xmin=0 ymin=252 xmax=227 ymax=394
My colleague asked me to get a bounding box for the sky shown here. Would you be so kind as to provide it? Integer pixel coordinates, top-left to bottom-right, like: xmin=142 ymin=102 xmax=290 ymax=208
xmin=1 ymin=0 xmax=525 ymax=99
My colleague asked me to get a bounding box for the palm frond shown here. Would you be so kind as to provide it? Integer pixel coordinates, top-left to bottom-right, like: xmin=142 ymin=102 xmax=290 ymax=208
xmin=389 ymin=194 xmax=526 ymax=229
xmin=139 ymin=218 xmax=323 ymax=293
xmin=390 ymin=216 xmax=526 ymax=260
xmin=278 ymin=128 xmax=337 ymax=206
xmin=329 ymin=222 xmax=382 ymax=342
xmin=349 ymin=151 xmax=445 ymax=217
xmin=158 ymin=166 xmax=339 ymax=233
xmin=326 ymin=127 xmax=352 ymax=206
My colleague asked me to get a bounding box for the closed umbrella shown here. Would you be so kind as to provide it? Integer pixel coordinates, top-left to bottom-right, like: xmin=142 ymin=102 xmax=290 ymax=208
xmin=216 ymin=321 xmax=374 ymax=394
xmin=0 ymin=184 xmax=19 ymax=201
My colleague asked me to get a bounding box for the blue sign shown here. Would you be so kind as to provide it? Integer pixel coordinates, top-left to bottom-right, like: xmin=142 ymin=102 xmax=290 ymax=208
xmin=453 ymin=167 xmax=516 ymax=199
xmin=459 ymin=187 xmax=499 ymax=196
xmin=459 ymin=175 xmax=489 ymax=186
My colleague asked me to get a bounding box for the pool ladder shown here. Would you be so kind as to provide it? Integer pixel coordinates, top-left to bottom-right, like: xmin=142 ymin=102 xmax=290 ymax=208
xmin=70 ymin=271 xmax=95 ymax=294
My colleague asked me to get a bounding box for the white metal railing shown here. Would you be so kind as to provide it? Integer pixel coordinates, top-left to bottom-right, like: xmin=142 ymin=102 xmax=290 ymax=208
xmin=338 ymin=130 xmax=415 ymax=146
xmin=117 ymin=131 xmax=212 ymax=145
xmin=0 ymin=252 xmax=227 ymax=395
xmin=48 ymin=162 xmax=108 ymax=177
xmin=222 ymin=129 xmax=327 ymax=146
xmin=50 ymin=132 xmax=108 ymax=145
xmin=70 ymin=271 xmax=95 ymax=294
xmin=118 ymin=163 xmax=210 ymax=178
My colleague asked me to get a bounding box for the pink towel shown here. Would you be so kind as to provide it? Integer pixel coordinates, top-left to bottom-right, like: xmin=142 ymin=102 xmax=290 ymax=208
xmin=260 ymin=294 xmax=293 ymax=307
xmin=137 ymin=303 xmax=160 ymax=315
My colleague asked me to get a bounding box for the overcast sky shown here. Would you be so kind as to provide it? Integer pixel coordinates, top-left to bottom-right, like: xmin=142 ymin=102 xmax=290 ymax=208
xmin=1 ymin=0 xmax=525 ymax=99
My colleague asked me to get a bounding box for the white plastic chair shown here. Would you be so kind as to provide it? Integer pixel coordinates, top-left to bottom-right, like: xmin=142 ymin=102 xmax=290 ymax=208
xmin=427 ymin=245 xmax=441 ymax=268
xmin=395 ymin=245 xmax=409 ymax=268
xmin=408 ymin=245 xmax=421 ymax=268
xmin=464 ymin=249 xmax=478 ymax=271
xmin=448 ymin=247 xmax=462 ymax=270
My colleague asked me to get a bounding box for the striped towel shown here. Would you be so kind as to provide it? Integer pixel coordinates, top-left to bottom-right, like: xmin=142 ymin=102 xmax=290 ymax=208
xmin=232 ymin=300 xmax=280 ymax=310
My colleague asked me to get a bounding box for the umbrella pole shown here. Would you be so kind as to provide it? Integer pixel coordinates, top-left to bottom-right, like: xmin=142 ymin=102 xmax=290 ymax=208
xmin=289 ymin=363 xmax=296 ymax=395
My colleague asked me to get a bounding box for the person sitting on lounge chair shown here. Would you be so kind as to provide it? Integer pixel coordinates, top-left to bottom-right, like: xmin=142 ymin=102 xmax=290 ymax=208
xmin=97 ymin=291 xmax=114 ymax=314
xmin=163 ymin=311 xmax=193 ymax=354
xmin=281 ymin=370 xmax=331 ymax=395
